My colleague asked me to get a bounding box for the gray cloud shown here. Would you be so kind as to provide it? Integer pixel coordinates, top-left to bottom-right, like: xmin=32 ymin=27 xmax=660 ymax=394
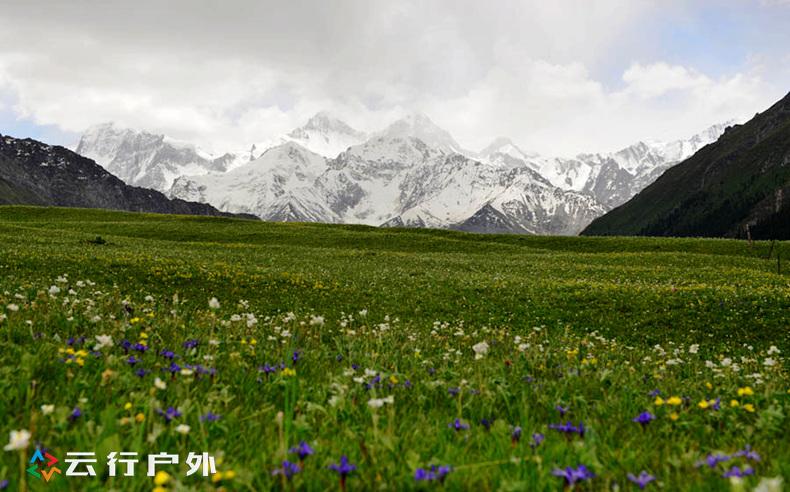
xmin=0 ymin=0 xmax=787 ymax=154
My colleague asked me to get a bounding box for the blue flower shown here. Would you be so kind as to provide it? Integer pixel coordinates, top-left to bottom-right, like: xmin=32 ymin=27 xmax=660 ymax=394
xmin=695 ymin=453 xmax=730 ymax=468
xmin=328 ymin=455 xmax=356 ymax=479
xmin=272 ymin=460 xmax=300 ymax=479
xmin=722 ymin=466 xmax=754 ymax=478
xmin=511 ymin=426 xmax=522 ymax=444
xmin=628 ymin=471 xmax=656 ymax=489
xmin=68 ymin=407 xmax=82 ymax=422
xmin=632 ymin=411 xmax=656 ymax=427
xmin=414 ymin=465 xmax=452 ymax=483
xmin=448 ymin=419 xmax=470 ymax=432
xmin=530 ymin=433 xmax=545 ymax=449
xmin=157 ymin=407 xmax=181 ymax=422
xmin=549 ymin=421 xmax=585 ymax=437
xmin=200 ymin=412 xmax=221 ymax=423
xmin=734 ymin=445 xmax=761 ymax=462
xmin=289 ymin=441 xmax=314 ymax=460
xmin=552 ymin=465 xmax=594 ymax=486
xmin=182 ymin=339 xmax=199 ymax=349
xmin=555 ymin=405 xmax=569 ymax=417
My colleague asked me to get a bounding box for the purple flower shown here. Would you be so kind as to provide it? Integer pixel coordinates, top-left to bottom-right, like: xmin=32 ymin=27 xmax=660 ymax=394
xmin=648 ymin=389 xmax=662 ymax=397
xmin=200 ymin=412 xmax=221 ymax=423
xmin=289 ymin=441 xmax=314 ymax=460
xmin=552 ymin=465 xmax=594 ymax=486
xmin=292 ymin=350 xmax=301 ymax=364
xmin=132 ymin=343 xmax=148 ymax=353
xmin=696 ymin=453 xmax=730 ymax=468
xmin=68 ymin=407 xmax=82 ymax=421
xmin=328 ymin=455 xmax=356 ymax=480
xmin=272 ymin=460 xmax=300 ymax=479
xmin=127 ymin=355 xmax=139 ymax=366
xmin=403 ymin=379 xmax=412 ymax=388
xmin=448 ymin=387 xmax=460 ymax=397
xmin=734 ymin=445 xmax=761 ymax=462
xmin=722 ymin=466 xmax=754 ymax=478
xmin=165 ymin=361 xmax=181 ymax=374
xmin=135 ymin=368 xmax=149 ymax=378
xmin=157 ymin=407 xmax=181 ymax=422
xmin=628 ymin=471 xmax=656 ymax=489
xmin=480 ymin=418 xmax=493 ymax=431
xmin=632 ymin=411 xmax=656 ymax=427
xmin=511 ymin=426 xmax=522 ymax=444
xmin=182 ymin=339 xmax=199 ymax=349
xmin=414 ymin=465 xmax=452 ymax=483
xmin=259 ymin=363 xmax=277 ymax=375
xmin=448 ymin=419 xmax=470 ymax=432
xmin=530 ymin=433 xmax=545 ymax=449
xmin=0 ymin=479 xmax=8 ymax=489
xmin=555 ymin=405 xmax=569 ymax=417
xmin=159 ymin=349 xmax=176 ymax=360
xmin=549 ymin=421 xmax=585 ymax=437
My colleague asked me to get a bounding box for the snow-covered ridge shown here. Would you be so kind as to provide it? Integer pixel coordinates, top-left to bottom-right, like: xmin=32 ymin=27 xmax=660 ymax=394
xmin=75 ymin=114 xmax=733 ymax=235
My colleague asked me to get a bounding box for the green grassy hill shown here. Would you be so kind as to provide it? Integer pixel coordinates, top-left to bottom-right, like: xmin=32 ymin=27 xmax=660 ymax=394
xmin=0 ymin=206 xmax=788 ymax=490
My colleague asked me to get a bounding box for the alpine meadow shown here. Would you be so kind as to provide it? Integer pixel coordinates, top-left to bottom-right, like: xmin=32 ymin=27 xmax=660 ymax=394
xmin=0 ymin=207 xmax=787 ymax=490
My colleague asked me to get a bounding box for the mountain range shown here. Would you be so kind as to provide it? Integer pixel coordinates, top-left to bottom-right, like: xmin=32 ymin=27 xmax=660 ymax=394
xmin=74 ymin=112 xmax=731 ymax=235
xmin=0 ymin=132 xmax=252 ymax=219
xmin=583 ymin=91 xmax=790 ymax=239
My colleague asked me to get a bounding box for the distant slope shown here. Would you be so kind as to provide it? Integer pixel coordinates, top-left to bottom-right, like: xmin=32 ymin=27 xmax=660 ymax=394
xmin=582 ymin=91 xmax=790 ymax=239
xmin=0 ymin=133 xmax=254 ymax=219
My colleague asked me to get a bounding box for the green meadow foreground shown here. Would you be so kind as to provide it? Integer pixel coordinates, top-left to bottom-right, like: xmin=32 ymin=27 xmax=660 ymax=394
xmin=0 ymin=206 xmax=788 ymax=491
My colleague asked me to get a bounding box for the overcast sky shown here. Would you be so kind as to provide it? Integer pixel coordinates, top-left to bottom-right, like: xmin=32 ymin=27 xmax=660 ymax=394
xmin=1 ymin=0 xmax=789 ymax=156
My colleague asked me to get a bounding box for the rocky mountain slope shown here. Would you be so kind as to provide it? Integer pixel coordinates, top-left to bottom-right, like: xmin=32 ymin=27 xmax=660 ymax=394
xmin=582 ymin=92 xmax=790 ymax=239
xmin=0 ymin=133 xmax=252 ymax=218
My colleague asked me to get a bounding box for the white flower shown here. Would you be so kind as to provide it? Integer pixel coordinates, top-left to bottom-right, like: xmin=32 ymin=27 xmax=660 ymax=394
xmin=40 ymin=405 xmax=54 ymax=415
xmin=720 ymin=357 xmax=732 ymax=367
xmin=767 ymin=345 xmax=781 ymax=355
xmin=364 ymin=369 xmax=377 ymax=377
xmin=472 ymin=341 xmax=489 ymax=360
xmin=688 ymin=344 xmax=699 ymax=354
xmin=208 ymin=297 xmax=220 ymax=310
xmin=754 ymin=476 xmax=784 ymax=492
xmin=48 ymin=285 xmax=60 ymax=295
xmin=367 ymin=395 xmax=394 ymax=408
xmin=518 ymin=343 xmax=530 ymax=352
xmin=154 ymin=377 xmax=167 ymax=390
xmin=6 ymin=304 xmax=18 ymax=312
xmin=144 ymin=295 xmax=154 ymax=302
xmin=175 ymin=424 xmax=191 ymax=435
xmin=309 ymin=315 xmax=325 ymax=326
xmin=94 ymin=334 xmax=113 ymax=350
xmin=180 ymin=368 xmax=194 ymax=376
xmin=4 ymin=429 xmax=31 ymax=451
xmin=230 ymin=314 xmax=242 ymax=322
xmin=763 ymin=358 xmax=777 ymax=367
xmin=359 ymin=309 xmax=368 ymax=317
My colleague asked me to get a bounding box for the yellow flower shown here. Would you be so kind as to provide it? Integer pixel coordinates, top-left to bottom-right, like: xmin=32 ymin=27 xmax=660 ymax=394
xmin=282 ymin=367 xmax=296 ymax=377
xmin=669 ymin=412 xmax=679 ymax=421
xmin=698 ymin=400 xmax=709 ymax=409
xmin=153 ymin=470 xmax=171 ymax=486
xmin=743 ymin=403 xmax=755 ymax=413
xmin=737 ymin=387 xmax=753 ymax=397
xmin=124 ymin=402 xmax=132 ymax=410
xmin=135 ymin=413 xmax=145 ymax=423
xmin=130 ymin=317 xmax=140 ymax=324
xmin=153 ymin=487 xmax=167 ymax=492
xmin=223 ymin=470 xmax=236 ymax=480
xmin=730 ymin=400 xmax=739 ymax=407
xmin=211 ymin=472 xmax=224 ymax=483
xmin=119 ymin=417 xmax=131 ymax=426
xmin=705 ymin=382 xmax=713 ymax=390
xmin=75 ymin=357 xmax=85 ymax=367
xmin=667 ymin=396 xmax=682 ymax=406
xmin=654 ymin=396 xmax=665 ymax=406
xmin=389 ymin=375 xmax=399 ymax=385
xmin=139 ymin=332 xmax=148 ymax=339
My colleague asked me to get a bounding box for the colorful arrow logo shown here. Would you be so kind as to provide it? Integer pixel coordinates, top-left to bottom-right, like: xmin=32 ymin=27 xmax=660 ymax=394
xmin=27 ymin=449 xmax=61 ymax=482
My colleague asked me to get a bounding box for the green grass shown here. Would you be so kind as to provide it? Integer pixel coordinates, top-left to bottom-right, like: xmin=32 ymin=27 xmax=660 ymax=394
xmin=0 ymin=206 xmax=788 ymax=491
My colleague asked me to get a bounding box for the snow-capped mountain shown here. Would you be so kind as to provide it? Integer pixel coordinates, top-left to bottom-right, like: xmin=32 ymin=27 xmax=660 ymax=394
xmin=77 ymin=112 xmax=732 ymax=235
xmin=75 ymin=123 xmax=250 ymax=192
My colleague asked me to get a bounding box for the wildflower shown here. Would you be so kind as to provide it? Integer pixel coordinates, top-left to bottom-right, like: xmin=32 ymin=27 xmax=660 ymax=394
xmin=127 ymin=355 xmax=139 ymax=366
xmin=555 ymin=405 xmax=569 ymax=417
xmin=328 ymin=455 xmax=356 ymax=487
xmin=666 ymin=396 xmax=682 ymax=406
xmin=40 ymin=404 xmax=54 ymax=415
xmin=208 ymin=297 xmax=220 ymax=310
xmin=628 ymin=471 xmax=656 ymax=489
xmin=289 ymin=441 xmax=314 ymax=460
xmin=0 ymin=479 xmax=8 ymax=489
xmin=669 ymin=412 xmax=679 ymax=421
xmin=183 ymin=339 xmax=199 ymax=349
xmin=549 ymin=421 xmax=585 ymax=437
xmin=3 ymin=429 xmax=30 ymax=451
xmin=200 ymin=412 xmax=221 ymax=423
xmin=552 ymin=465 xmax=594 ymax=486
xmin=414 ymin=465 xmax=451 ymax=483
xmin=154 ymin=377 xmax=167 ymax=390
xmin=734 ymin=445 xmax=761 ymax=462
xmin=730 ymin=400 xmax=739 ymax=407
xmin=763 ymin=358 xmax=777 ymax=367
xmin=743 ymin=403 xmax=755 ymax=413
xmin=48 ymin=285 xmax=60 ymax=295
xmin=135 ymin=413 xmax=145 ymax=423
xmin=367 ymin=395 xmax=394 ymax=408
xmin=767 ymin=345 xmax=781 ymax=355
xmin=632 ymin=411 xmax=655 ymax=427
xmin=530 ymin=433 xmax=545 ymax=449
xmin=94 ymin=334 xmax=113 ymax=350
xmin=5 ymin=304 xmax=18 ymax=312
xmin=153 ymin=470 xmax=171 ymax=485
xmin=272 ymin=460 xmax=300 ymax=479
xmin=472 ymin=341 xmax=489 ymax=360
xmin=69 ymin=407 xmax=82 ymax=421
xmin=689 ymin=344 xmax=699 ymax=354
xmin=282 ymin=367 xmax=296 ymax=377
xmin=160 ymin=349 xmax=176 ymax=360
xmin=175 ymin=424 xmax=191 ymax=435
xmin=448 ymin=419 xmax=470 ymax=432
xmin=158 ymin=407 xmax=181 ymax=422
xmin=511 ymin=426 xmax=522 ymax=445
xmin=696 ymin=453 xmax=730 ymax=468
xmin=654 ymin=396 xmax=665 ymax=406
xmin=480 ymin=418 xmax=493 ymax=431
xmin=723 ymin=466 xmax=754 ymax=478
xmin=737 ymin=387 xmax=753 ymax=397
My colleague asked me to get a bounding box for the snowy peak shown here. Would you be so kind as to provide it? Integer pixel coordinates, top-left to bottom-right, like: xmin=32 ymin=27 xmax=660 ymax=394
xmin=284 ymin=112 xmax=367 ymax=158
xmin=375 ymin=113 xmax=463 ymax=154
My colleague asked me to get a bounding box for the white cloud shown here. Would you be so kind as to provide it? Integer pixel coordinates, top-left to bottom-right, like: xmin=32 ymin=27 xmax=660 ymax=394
xmin=0 ymin=0 xmax=786 ymax=155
